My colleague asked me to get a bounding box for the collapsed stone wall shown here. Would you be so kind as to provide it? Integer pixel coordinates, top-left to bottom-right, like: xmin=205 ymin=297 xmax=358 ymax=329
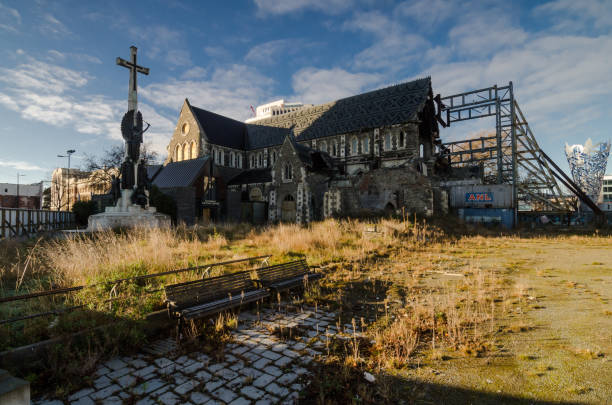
xmin=324 ymin=167 xmax=435 ymax=218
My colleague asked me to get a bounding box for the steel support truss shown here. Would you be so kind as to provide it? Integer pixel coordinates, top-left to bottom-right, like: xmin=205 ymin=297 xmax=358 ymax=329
xmin=438 ymin=83 xmax=571 ymax=216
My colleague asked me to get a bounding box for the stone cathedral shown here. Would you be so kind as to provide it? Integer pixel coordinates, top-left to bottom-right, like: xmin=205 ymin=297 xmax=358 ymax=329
xmin=153 ymin=77 xmax=446 ymax=224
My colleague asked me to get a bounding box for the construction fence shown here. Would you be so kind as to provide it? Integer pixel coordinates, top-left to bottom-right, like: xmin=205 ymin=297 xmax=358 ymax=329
xmin=0 ymin=208 xmax=74 ymax=238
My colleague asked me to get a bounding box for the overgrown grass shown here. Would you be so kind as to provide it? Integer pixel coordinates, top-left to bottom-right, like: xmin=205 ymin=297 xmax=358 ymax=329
xmin=2 ymin=218 xmax=612 ymax=401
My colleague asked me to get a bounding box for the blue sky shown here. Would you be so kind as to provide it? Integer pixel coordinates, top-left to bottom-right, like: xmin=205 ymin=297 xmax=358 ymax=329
xmin=0 ymin=0 xmax=611 ymax=184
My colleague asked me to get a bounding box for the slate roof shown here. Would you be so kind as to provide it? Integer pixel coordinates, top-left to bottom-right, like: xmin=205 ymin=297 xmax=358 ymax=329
xmin=245 ymin=124 xmax=292 ymax=149
xmin=256 ymin=78 xmax=432 ymax=142
xmin=146 ymin=164 xmax=163 ymax=181
xmin=188 ymin=77 xmax=432 ymax=151
xmin=227 ymin=168 xmax=272 ymax=185
xmin=153 ymin=157 xmax=210 ymax=188
xmin=291 ymin=137 xmax=314 ymax=166
xmin=190 ymin=105 xmax=247 ymax=150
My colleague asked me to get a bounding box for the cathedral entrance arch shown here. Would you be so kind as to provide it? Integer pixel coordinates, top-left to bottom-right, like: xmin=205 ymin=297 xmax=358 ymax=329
xmin=281 ymin=194 xmax=296 ymax=222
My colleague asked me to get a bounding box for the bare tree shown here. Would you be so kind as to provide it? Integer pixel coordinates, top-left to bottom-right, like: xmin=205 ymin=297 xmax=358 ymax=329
xmin=83 ymin=143 xmax=159 ymax=192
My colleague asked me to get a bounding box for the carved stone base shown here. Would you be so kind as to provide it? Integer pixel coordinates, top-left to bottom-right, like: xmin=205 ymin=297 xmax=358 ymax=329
xmin=87 ymin=189 xmax=171 ymax=231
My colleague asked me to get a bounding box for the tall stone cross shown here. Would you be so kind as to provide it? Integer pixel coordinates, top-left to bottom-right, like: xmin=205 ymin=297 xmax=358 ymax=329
xmin=116 ymin=46 xmax=149 ymax=125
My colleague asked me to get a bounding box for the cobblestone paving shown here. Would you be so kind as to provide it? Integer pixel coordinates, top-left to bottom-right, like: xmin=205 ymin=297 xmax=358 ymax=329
xmin=34 ymin=306 xmax=366 ymax=405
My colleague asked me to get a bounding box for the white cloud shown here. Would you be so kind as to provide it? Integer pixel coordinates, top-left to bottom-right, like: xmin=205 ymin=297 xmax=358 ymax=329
xmin=0 ymin=56 xmax=173 ymax=158
xmin=342 ymin=10 xmax=429 ymax=72
xmin=291 ymin=67 xmax=381 ymax=105
xmin=129 ymin=25 xmax=191 ymax=68
xmin=181 ymin=66 xmax=207 ymax=80
xmin=534 ymin=0 xmax=612 ymax=33
xmin=204 ymin=46 xmax=232 ymax=60
xmin=0 ymin=59 xmax=89 ymax=94
xmin=141 ymin=64 xmax=276 ymax=121
xmin=245 ymin=39 xmax=299 ymax=65
xmin=395 ymin=0 xmax=454 ymax=28
xmin=0 ymin=2 xmax=21 ymax=33
xmin=41 ymin=14 xmax=71 ymax=36
xmin=0 ymin=159 xmax=45 ymax=172
xmin=254 ymin=0 xmax=353 ymax=16
xmin=47 ymin=50 xmax=103 ymax=64
xmin=448 ymin=13 xmax=528 ymax=57
xmin=166 ymin=49 xmax=192 ymax=66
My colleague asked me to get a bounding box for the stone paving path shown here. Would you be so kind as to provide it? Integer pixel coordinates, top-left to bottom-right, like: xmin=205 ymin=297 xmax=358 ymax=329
xmin=35 ymin=306 xmax=367 ymax=405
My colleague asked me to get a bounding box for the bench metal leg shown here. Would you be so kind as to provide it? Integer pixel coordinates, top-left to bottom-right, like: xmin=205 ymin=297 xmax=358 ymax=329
xmin=176 ymin=317 xmax=184 ymax=344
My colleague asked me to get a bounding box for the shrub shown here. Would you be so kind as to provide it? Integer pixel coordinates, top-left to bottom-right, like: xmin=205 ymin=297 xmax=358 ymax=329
xmin=71 ymin=200 xmax=97 ymax=227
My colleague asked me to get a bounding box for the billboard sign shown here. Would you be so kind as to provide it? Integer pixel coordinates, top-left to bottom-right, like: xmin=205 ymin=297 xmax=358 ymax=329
xmin=465 ymin=192 xmax=494 ymax=203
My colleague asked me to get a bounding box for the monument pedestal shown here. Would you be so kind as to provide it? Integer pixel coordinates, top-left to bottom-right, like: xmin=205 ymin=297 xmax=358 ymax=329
xmin=88 ymin=189 xmax=170 ymax=231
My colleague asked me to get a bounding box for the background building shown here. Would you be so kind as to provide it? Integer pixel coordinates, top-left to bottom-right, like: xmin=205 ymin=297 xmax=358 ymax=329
xmin=599 ymin=174 xmax=612 ymax=211
xmin=245 ymin=99 xmax=312 ymax=123
xmin=50 ymin=167 xmax=116 ymax=211
xmin=0 ymin=182 xmax=43 ymax=209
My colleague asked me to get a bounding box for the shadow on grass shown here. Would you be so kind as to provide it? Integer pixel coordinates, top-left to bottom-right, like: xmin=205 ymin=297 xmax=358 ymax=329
xmin=0 ymin=307 xmax=165 ymax=399
xmin=303 ymin=357 xmax=584 ymax=405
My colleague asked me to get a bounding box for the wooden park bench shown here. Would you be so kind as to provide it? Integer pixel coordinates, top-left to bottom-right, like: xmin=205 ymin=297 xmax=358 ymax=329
xmin=255 ymin=259 xmax=322 ymax=293
xmin=164 ymin=270 xmax=269 ymax=337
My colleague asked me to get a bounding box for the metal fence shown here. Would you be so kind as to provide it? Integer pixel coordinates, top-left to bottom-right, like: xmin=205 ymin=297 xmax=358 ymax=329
xmin=0 ymin=208 xmax=74 ymax=238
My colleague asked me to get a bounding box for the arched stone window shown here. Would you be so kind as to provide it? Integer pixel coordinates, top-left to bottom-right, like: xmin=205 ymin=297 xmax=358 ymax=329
xmin=384 ymin=133 xmax=391 ymax=151
xmin=320 ymin=141 xmax=327 ymax=153
xmin=283 ymin=163 xmax=293 ymax=181
xmin=399 ymin=132 xmax=405 ymax=148
xmin=175 ymin=144 xmax=180 ymax=162
xmin=191 ymin=141 xmax=197 ymax=159
xmin=271 ymin=150 xmax=277 ymax=165
xmin=258 ymin=153 xmax=263 ymax=168
xmin=250 ymin=155 xmax=255 ymax=168
xmin=332 ymin=142 xmax=337 ymax=156
xmin=237 ymin=154 xmax=242 ymax=168
xmin=182 ymin=143 xmax=188 ymax=160
xmin=392 ymin=135 xmax=398 ymax=150
xmin=177 ymin=144 xmax=183 ymax=161
xmin=362 ymin=137 xmax=370 ymax=153
xmin=351 ymin=137 xmax=359 ymax=156
xmin=230 ymin=152 xmax=235 ymax=167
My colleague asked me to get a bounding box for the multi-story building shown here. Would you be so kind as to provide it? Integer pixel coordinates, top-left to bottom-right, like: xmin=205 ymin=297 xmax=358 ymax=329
xmin=50 ymin=168 xmax=117 ymax=211
xmin=599 ymin=174 xmax=612 ymax=211
xmin=245 ymin=99 xmax=312 ymax=123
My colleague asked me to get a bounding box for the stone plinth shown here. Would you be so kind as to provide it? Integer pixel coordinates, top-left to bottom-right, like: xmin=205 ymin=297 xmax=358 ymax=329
xmin=88 ymin=189 xmax=171 ymax=231
xmin=0 ymin=369 xmax=29 ymax=405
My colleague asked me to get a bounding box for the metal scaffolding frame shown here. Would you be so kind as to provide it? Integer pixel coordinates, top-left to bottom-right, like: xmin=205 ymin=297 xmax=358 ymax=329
xmin=438 ymin=82 xmax=571 ymax=220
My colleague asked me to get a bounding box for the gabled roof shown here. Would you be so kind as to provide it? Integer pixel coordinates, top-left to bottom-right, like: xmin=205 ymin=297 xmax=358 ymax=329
xmin=246 ymin=124 xmax=292 ymax=149
xmin=186 ymin=77 xmax=432 ymax=151
xmin=146 ymin=164 xmax=163 ymax=181
xmin=153 ymin=157 xmax=210 ymax=188
xmin=227 ymin=168 xmax=272 ymax=186
xmin=253 ymin=77 xmax=432 ymax=142
xmin=189 ymin=104 xmax=247 ymax=150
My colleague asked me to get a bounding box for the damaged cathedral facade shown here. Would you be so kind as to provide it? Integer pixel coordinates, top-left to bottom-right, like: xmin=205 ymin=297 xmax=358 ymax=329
xmin=154 ymin=77 xmax=446 ymax=224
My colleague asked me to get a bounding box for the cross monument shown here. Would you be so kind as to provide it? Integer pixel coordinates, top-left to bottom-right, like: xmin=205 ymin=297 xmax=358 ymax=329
xmin=87 ymin=46 xmax=170 ymax=231
xmin=115 ymin=46 xmax=150 ymax=198
xmin=116 ymin=46 xmax=149 ymax=126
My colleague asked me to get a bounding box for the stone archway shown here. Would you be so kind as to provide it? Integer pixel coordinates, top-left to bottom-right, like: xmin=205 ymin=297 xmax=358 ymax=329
xmin=281 ymin=194 xmax=296 ymax=222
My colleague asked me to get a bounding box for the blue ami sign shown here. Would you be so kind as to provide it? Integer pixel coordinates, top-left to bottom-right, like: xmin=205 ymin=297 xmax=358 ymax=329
xmin=465 ymin=192 xmax=494 ymax=203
